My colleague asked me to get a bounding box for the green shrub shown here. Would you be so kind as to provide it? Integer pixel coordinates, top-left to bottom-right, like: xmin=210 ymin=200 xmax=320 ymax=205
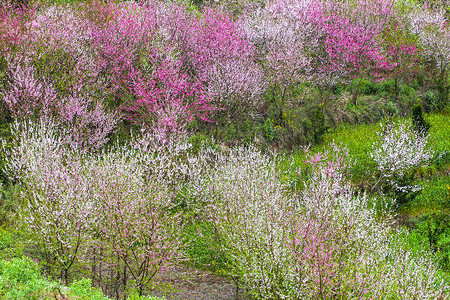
xmin=0 ymin=184 xmax=24 ymax=227
xmin=322 ymin=122 xmax=379 ymax=180
xmin=0 ymin=228 xmax=23 ymax=259
xmin=66 ymin=278 xmax=111 ymax=300
xmin=262 ymin=118 xmax=275 ymax=143
xmin=406 ymin=175 xmax=450 ymax=214
xmin=0 ymin=257 xmax=162 ymax=300
xmin=425 ymin=90 xmax=438 ymax=112
xmin=0 ymin=257 xmax=56 ymax=300
xmin=412 ymin=99 xmax=431 ymax=136
xmin=409 ymin=212 xmax=450 ymax=273
xmin=310 ymin=103 xmax=329 ymax=145
xmin=428 ymin=110 xmax=450 ymax=168
xmin=183 ymin=221 xmax=228 ymax=275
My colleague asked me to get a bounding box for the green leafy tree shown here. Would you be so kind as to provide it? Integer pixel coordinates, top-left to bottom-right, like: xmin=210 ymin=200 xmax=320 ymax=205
xmin=411 ymin=99 xmax=431 ymax=136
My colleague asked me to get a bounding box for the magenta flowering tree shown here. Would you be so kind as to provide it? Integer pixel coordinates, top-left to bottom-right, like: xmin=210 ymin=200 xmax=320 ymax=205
xmin=312 ymin=0 xmax=394 ymax=103
xmin=374 ymin=20 xmax=422 ymax=98
xmin=84 ymin=2 xmax=218 ymax=136
xmin=0 ymin=2 xmax=32 ymax=57
xmin=3 ymin=1 xmax=266 ymax=138
xmin=188 ymin=8 xmax=265 ymax=110
xmin=159 ymin=5 xmax=265 ymax=126
xmin=123 ymin=49 xmax=212 ymax=138
xmin=88 ymin=2 xmax=156 ymax=98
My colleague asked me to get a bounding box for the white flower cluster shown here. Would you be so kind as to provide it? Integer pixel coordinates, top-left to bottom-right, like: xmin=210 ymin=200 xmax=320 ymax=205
xmin=200 ymin=143 xmax=448 ymax=299
xmin=370 ymin=121 xmax=434 ymax=192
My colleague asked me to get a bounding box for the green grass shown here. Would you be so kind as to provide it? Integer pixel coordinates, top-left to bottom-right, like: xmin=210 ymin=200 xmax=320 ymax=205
xmin=183 ymin=220 xmax=229 ymax=275
xmin=0 ymin=228 xmax=23 ymax=260
xmin=0 ymin=257 xmax=57 ymax=300
xmin=427 ymin=108 xmax=450 ymax=168
xmin=402 ymin=176 xmax=450 ymax=217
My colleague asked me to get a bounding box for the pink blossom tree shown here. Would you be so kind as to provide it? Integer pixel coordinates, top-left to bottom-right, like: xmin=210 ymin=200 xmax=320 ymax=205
xmin=374 ymin=19 xmax=422 ymax=99
xmin=159 ymin=5 xmax=265 ymax=128
xmin=2 ymin=119 xmax=188 ymax=297
xmin=201 ymin=141 xmax=447 ymax=298
xmin=2 ymin=58 xmax=57 ymax=120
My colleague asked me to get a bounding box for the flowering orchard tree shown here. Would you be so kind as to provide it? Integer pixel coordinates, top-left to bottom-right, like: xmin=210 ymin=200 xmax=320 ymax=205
xmin=242 ymin=0 xmax=317 ymax=123
xmin=200 ymin=144 xmax=295 ymax=298
xmin=57 ymin=93 xmax=118 ymax=151
xmin=1 ymin=2 xmax=217 ymax=139
xmin=420 ymin=24 xmax=450 ymax=110
xmin=243 ymin=0 xmax=394 ymax=108
xmin=124 ymin=50 xmax=212 ymax=138
xmin=84 ymin=145 xmax=184 ymax=297
xmin=402 ymin=3 xmax=450 ymax=110
xmin=158 ymin=6 xmax=265 ymax=125
xmin=1 ymin=120 xmax=188 ymax=297
xmin=1 ymin=120 xmax=92 ymax=285
xmin=188 ymin=9 xmax=265 ymax=109
xmin=2 ymin=58 xmax=57 ymax=119
xmin=374 ymin=20 xmax=422 ymax=98
xmin=370 ymin=120 xmax=435 ymax=194
xmin=201 ymin=142 xmax=447 ymax=298
xmin=88 ymin=2 xmax=156 ymax=96
xmin=1 ymin=58 xmax=118 ymax=151
xmin=314 ymin=0 xmax=394 ymax=103
xmin=0 ymin=2 xmax=32 ymax=56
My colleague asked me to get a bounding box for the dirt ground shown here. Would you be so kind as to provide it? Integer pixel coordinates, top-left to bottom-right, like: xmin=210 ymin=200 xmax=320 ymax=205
xmin=150 ymin=265 xmax=250 ymax=300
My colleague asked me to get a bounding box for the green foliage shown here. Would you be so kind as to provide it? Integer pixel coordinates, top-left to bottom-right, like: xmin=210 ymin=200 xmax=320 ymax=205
xmin=66 ymin=278 xmax=111 ymax=300
xmin=0 ymin=257 xmax=56 ymax=300
xmin=310 ymin=103 xmax=329 ymax=145
xmin=183 ymin=221 xmax=228 ymax=275
xmin=31 ymin=47 xmax=78 ymax=98
xmin=409 ymin=212 xmax=450 ymax=273
xmin=262 ymin=118 xmax=275 ymax=143
xmin=425 ymin=90 xmax=438 ymax=112
xmin=0 ymin=228 xmax=23 ymax=259
xmin=412 ymin=99 xmax=431 ymax=136
xmin=406 ymin=175 xmax=450 ymax=214
xmin=384 ymin=100 xmax=399 ymax=116
xmin=0 ymin=184 xmax=24 ymax=227
xmin=383 ymin=171 xmax=422 ymax=207
xmin=0 ymin=257 xmax=148 ymax=300
xmin=353 ymin=78 xmax=384 ymax=95
xmin=322 ymin=122 xmax=379 ymax=180
xmin=428 ymin=109 xmax=450 ymax=146
xmin=187 ymin=133 xmax=208 ymax=155
xmin=171 ymin=186 xmax=209 ymax=222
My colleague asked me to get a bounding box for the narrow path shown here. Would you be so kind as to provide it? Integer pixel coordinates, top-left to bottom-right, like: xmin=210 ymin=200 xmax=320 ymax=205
xmin=151 ymin=265 xmax=249 ymax=300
